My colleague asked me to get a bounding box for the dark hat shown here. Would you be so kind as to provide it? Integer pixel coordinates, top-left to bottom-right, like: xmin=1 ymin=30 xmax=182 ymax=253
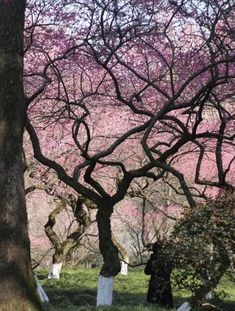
xmin=152 ymin=241 xmax=163 ymax=253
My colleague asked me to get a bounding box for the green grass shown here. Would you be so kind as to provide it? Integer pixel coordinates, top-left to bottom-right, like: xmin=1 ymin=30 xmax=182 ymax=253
xmin=36 ymin=267 xmax=235 ymax=311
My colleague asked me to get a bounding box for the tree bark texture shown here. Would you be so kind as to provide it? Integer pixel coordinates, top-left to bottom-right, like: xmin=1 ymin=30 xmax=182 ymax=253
xmin=96 ymin=206 xmax=121 ymax=277
xmin=0 ymin=1 xmax=42 ymax=310
xmin=112 ymin=234 xmax=129 ymax=263
xmin=112 ymin=235 xmax=129 ymax=275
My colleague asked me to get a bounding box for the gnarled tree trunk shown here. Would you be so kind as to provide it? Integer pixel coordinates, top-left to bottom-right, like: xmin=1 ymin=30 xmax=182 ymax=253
xmin=45 ymin=199 xmax=66 ymax=279
xmin=0 ymin=1 xmax=42 ymax=310
xmin=96 ymin=205 xmax=121 ymax=306
xmin=45 ymin=196 xmax=92 ymax=279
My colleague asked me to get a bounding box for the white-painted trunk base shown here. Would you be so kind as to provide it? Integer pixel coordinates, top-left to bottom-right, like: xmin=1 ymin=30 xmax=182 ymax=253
xmin=48 ymin=262 xmax=62 ymax=279
xmin=205 ymin=291 xmax=214 ymax=300
xmin=177 ymin=301 xmax=191 ymax=311
xmin=177 ymin=291 xmax=213 ymax=311
xmin=120 ymin=261 xmax=128 ymax=275
xmin=96 ymin=275 xmax=114 ymax=306
xmin=35 ymin=276 xmax=49 ymax=303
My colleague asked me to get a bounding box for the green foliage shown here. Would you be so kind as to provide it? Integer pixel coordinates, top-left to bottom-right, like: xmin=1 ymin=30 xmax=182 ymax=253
xmin=168 ymin=192 xmax=235 ymax=304
xmin=36 ymin=267 xmax=235 ymax=311
xmin=172 ymin=268 xmax=201 ymax=291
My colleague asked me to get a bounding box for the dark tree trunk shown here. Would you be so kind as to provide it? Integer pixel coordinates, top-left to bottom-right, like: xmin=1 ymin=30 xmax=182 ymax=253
xmin=96 ymin=205 xmax=121 ymax=306
xmin=52 ymin=250 xmax=65 ymax=265
xmin=96 ymin=206 xmax=121 ymax=277
xmin=0 ymin=1 xmax=42 ymax=310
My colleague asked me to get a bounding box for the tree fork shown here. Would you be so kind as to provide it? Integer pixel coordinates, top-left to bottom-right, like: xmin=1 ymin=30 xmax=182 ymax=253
xmin=0 ymin=1 xmax=42 ymax=310
xmin=45 ymin=195 xmax=94 ymax=278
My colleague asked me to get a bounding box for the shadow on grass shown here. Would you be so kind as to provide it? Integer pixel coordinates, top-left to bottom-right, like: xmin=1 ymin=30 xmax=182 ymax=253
xmin=40 ymin=283 xmax=189 ymax=310
xmin=37 ymin=271 xmax=235 ymax=311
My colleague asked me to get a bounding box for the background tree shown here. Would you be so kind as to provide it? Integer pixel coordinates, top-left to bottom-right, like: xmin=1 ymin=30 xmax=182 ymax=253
xmin=24 ymin=162 xmax=98 ymax=274
xmin=45 ymin=194 xmax=94 ymax=279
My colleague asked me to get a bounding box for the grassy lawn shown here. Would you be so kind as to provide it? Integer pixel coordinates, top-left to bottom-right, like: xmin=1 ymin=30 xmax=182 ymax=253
xmin=36 ymin=267 xmax=235 ymax=311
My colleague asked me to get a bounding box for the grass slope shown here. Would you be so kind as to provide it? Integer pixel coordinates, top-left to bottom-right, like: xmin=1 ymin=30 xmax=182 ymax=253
xmin=36 ymin=268 xmax=235 ymax=311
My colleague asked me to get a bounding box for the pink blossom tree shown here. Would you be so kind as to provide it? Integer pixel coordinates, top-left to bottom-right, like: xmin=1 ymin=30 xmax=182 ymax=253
xmin=5 ymin=1 xmax=235 ymax=309
xmin=22 ymin=0 xmax=235 ymax=306
xmin=24 ymin=157 xmax=98 ymax=277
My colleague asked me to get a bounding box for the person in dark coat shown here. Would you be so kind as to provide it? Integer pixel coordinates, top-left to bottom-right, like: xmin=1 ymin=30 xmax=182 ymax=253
xmin=144 ymin=241 xmax=174 ymax=309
